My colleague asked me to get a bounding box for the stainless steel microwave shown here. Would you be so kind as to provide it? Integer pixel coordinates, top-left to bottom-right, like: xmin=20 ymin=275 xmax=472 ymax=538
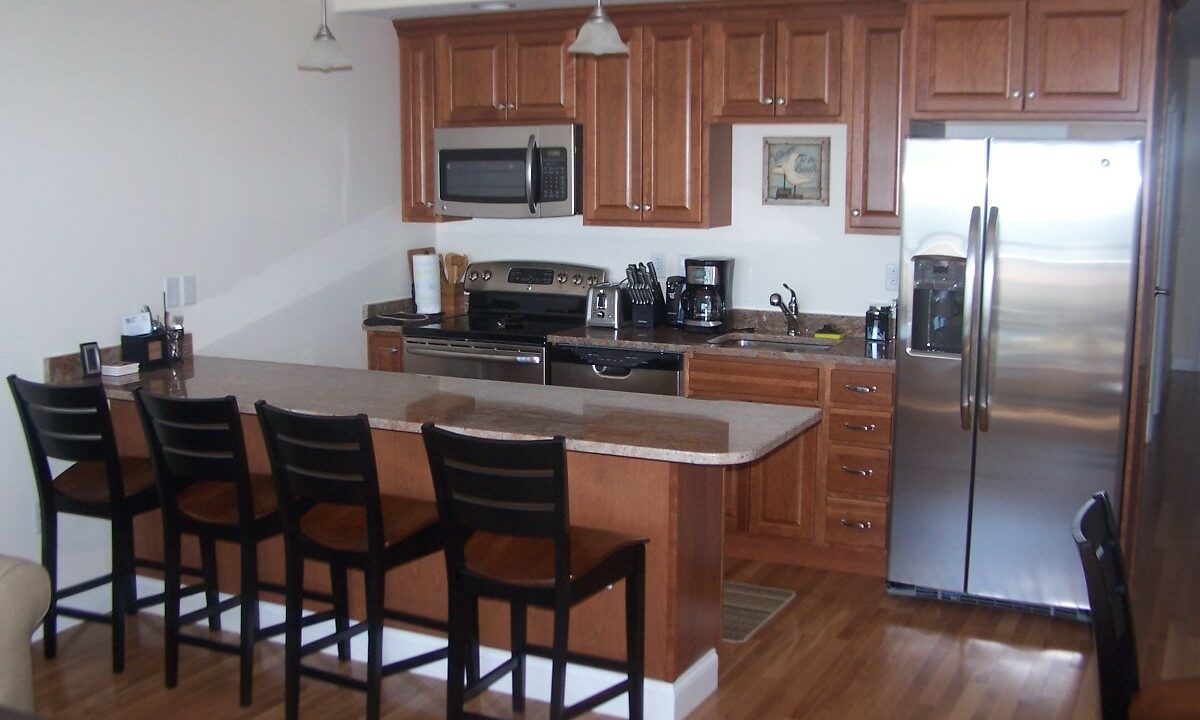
xmin=433 ymin=124 xmax=581 ymax=219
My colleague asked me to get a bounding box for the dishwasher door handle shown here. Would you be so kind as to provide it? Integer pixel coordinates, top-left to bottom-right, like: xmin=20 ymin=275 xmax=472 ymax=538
xmin=406 ymin=347 xmax=542 ymax=364
xmin=592 ymin=365 xmax=633 ymax=379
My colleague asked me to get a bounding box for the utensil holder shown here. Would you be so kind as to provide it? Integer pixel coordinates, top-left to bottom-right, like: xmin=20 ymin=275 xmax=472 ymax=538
xmin=441 ymin=280 xmax=466 ymax=315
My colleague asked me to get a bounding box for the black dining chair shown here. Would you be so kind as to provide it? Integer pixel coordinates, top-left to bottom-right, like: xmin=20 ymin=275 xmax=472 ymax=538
xmin=255 ymin=400 xmax=449 ymax=720
xmin=1073 ymin=491 xmax=1200 ymax=720
xmin=8 ymin=374 xmax=165 ymax=673
xmin=421 ymin=422 xmax=648 ymax=720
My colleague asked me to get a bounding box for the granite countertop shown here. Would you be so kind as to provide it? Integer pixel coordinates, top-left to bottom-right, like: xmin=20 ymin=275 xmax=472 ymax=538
xmin=108 ymin=356 xmax=821 ymax=466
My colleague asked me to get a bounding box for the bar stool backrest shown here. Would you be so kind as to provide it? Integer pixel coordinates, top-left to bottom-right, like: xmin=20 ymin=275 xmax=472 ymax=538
xmin=134 ymin=389 xmax=254 ymax=525
xmin=421 ymin=423 xmax=570 ymax=587
xmin=1073 ymin=491 xmax=1140 ymax=720
xmin=255 ymin=400 xmax=384 ymax=555
xmin=8 ymin=374 xmax=122 ymax=504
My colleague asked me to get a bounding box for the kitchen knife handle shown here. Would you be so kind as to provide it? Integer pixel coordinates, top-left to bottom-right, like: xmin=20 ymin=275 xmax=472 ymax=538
xmin=961 ymin=206 xmax=983 ymax=431
xmin=526 ymin=134 xmax=537 ymax=215
xmin=977 ymin=206 xmax=999 ymax=432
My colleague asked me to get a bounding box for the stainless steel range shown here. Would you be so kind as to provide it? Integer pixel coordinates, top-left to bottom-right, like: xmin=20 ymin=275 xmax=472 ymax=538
xmin=402 ymin=261 xmax=605 ymax=385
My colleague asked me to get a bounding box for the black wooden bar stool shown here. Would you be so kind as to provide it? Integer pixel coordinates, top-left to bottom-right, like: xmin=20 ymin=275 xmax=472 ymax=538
xmin=8 ymin=374 xmax=168 ymax=673
xmin=255 ymin=400 xmax=450 ymax=720
xmin=135 ymin=388 xmax=343 ymax=706
xmin=421 ymin=423 xmax=648 ymax=720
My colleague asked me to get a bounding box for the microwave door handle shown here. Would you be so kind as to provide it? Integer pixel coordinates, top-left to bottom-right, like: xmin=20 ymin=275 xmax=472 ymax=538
xmin=526 ymin=134 xmax=537 ymax=215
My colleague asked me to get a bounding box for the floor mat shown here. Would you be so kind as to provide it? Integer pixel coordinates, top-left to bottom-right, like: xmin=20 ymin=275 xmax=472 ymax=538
xmin=722 ymin=581 xmax=796 ymax=643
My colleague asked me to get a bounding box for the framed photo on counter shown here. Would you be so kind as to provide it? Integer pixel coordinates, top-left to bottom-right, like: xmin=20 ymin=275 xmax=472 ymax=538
xmin=79 ymin=341 xmax=101 ymax=378
xmin=763 ymin=136 xmax=831 ymax=206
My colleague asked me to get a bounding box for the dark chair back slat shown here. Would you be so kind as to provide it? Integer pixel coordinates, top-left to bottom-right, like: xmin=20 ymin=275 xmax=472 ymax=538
xmin=1073 ymin=491 xmax=1140 ymax=720
xmin=421 ymin=423 xmax=569 ymax=583
xmin=255 ymin=400 xmax=383 ymax=553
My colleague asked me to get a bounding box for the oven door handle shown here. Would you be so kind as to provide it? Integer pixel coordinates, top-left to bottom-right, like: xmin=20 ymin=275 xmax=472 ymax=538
xmin=406 ymin=346 xmax=542 ymax=365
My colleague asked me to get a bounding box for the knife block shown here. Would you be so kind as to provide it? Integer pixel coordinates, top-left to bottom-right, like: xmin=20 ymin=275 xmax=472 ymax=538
xmin=441 ymin=279 xmax=466 ymax=315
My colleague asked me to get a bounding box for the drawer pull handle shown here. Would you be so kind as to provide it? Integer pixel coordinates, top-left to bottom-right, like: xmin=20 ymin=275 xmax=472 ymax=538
xmin=840 ymin=518 xmax=873 ymax=531
xmin=841 ymin=466 xmax=874 ymax=477
xmin=843 ymin=423 xmax=877 ymax=432
xmin=844 ymin=384 xmax=878 ymax=394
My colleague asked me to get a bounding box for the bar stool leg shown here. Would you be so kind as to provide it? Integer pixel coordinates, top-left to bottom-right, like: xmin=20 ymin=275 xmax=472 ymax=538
xmin=284 ymin=550 xmax=304 ymax=720
xmin=200 ymin=536 xmax=221 ymax=631
xmin=41 ymin=509 xmax=58 ymax=660
xmin=445 ymin=589 xmax=469 ymax=719
xmin=110 ymin=516 xmax=130 ymax=674
xmin=120 ymin=516 xmax=139 ymax=616
xmin=331 ymin=563 xmax=350 ymax=661
xmin=163 ymin=527 xmax=182 ymax=689
xmin=510 ymin=601 xmax=526 ymax=713
xmin=364 ymin=563 xmax=384 ymax=720
xmin=549 ymin=603 xmax=569 ymax=720
xmin=238 ymin=539 xmax=259 ymax=707
xmin=465 ymin=594 xmax=480 ymax=684
xmin=626 ymin=546 xmax=646 ymax=720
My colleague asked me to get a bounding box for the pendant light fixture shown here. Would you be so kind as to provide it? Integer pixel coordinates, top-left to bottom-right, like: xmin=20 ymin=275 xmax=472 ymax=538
xmin=567 ymin=0 xmax=629 ymax=56
xmin=299 ymin=0 xmax=352 ymax=72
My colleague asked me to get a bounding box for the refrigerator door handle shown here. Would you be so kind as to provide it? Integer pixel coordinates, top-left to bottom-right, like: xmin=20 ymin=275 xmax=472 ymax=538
xmin=960 ymin=206 xmax=983 ymax=430
xmin=978 ymin=206 xmax=1000 ymax=432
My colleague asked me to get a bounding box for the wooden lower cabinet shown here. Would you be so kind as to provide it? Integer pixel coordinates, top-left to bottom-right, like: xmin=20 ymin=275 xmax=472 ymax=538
xmin=366 ymin=331 xmax=405 ymax=372
xmin=687 ymin=353 xmax=894 ymax=577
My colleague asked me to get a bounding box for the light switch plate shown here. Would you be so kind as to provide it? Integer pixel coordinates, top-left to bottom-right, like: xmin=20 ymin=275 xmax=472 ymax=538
xmin=182 ymin=274 xmax=196 ymax=305
xmin=163 ymin=276 xmax=182 ymax=308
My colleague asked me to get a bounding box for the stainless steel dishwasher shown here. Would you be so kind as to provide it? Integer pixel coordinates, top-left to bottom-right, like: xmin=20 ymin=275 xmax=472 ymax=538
xmin=547 ymin=345 xmax=682 ymax=396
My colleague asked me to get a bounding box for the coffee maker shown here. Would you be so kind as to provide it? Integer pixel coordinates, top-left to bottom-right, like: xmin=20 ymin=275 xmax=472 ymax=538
xmin=681 ymin=257 xmax=734 ymax=332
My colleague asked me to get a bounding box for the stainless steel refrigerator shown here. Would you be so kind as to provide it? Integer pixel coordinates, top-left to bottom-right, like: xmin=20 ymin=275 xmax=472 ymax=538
xmin=887 ymin=138 xmax=1142 ymax=613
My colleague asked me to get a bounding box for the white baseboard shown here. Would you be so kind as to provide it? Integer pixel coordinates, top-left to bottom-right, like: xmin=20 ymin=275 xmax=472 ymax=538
xmin=128 ymin=577 xmax=717 ymax=720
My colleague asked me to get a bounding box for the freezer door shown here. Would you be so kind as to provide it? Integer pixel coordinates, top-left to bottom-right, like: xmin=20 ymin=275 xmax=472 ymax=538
xmin=967 ymin=140 xmax=1141 ymax=609
xmin=888 ymin=139 xmax=988 ymax=592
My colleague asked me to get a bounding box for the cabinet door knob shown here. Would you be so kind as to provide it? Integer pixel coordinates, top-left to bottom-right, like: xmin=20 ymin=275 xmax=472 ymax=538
xmin=1010 ymin=90 xmax=1022 ymax=99
xmin=775 ymin=97 xmax=786 ymax=106
xmin=495 ymin=103 xmax=506 ymax=110
xmin=505 ymin=103 xmax=516 ymax=110
xmin=1026 ymin=90 xmax=1036 ymax=99
xmin=762 ymin=97 xmax=775 ymax=105
xmin=423 ymin=201 xmax=434 ymax=208
xmin=850 ymin=208 xmax=861 ymax=217
xmin=643 ymin=204 xmax=651 ymax=212
xmin=628 ymin=203 xmax=642 ymax=212
xmin=389 ymin=348 xmax=400 ymax=354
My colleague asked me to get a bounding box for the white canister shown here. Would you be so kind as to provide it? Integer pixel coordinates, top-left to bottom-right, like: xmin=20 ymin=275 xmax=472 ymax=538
xmin=412 ymin=254 xmax=442 ymax=315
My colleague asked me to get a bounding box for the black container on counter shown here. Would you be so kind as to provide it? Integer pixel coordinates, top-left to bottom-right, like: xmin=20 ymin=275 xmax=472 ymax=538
xmin=664 ymin=276 xmax=685 ymax=327
xmin=121 ymin=330 xmax=169 ymax=369
xmin=866 ymin=304 xmax=892 ymax=342
xmin=865 ymin=340 xmax=891 ymax=360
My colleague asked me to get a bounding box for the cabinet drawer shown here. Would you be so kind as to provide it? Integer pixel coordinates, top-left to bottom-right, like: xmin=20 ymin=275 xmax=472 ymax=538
xmin=827 ymin=408 xmax=892 ymax=447
xmin=825 ymin=497 xmax=887 ymax=549
xmin=826 ymin=445 xmax=890 ymax=497
xmin=367 ymin=332 xmax=405 ymax=373
xmin=687 ymin=355 xmax=820 ymax=406
xmin=830 ymin=368 xmax=893 ymax=409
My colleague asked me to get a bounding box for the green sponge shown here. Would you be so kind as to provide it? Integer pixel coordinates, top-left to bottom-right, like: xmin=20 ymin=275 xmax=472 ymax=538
xmin=813 ymin=324 xmax=843 ymax=341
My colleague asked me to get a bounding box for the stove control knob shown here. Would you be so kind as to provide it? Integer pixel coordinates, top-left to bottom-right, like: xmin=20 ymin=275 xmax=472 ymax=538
xmin=571 ymin=273 xmax=583 ymax=285
xmin=557 ymin=273 xmax=568 ymax=284
xmin=468 ymin=270 xmax=479 ymax=282
xmin=481 ymin=270 xmax=492 ymax=281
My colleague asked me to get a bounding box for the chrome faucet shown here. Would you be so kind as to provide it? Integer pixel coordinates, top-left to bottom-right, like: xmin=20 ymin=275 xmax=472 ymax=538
xmin=770 ymin=283 xmax=801 ymax=336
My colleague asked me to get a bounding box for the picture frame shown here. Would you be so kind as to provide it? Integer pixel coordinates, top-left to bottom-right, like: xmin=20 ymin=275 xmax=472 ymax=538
xmin=762 ymin=136 xmax=831 ymax=206
xmin=79 ymin=341 xmax=101 ymax=378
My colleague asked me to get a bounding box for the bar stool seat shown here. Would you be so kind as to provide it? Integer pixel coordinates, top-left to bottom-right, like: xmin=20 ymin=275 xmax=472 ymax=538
xmin=51 ymin=457 xmax=157 ymax=506
xmin=465 ymin=528 xmax=647 ymax=588
xmin=176 ymin=472 xmax=278 ymax=524
xmin=300 ymin=495 xmax=440 ymax=554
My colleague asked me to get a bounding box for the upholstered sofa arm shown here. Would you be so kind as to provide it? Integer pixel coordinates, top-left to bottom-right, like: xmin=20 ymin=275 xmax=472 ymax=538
xmin=0 ymin=554 xmax=51 ymax=713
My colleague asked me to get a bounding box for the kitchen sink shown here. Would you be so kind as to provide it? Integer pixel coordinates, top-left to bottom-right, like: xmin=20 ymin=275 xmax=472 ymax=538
xmin=707 ymin=333 xmax=837 ymax=352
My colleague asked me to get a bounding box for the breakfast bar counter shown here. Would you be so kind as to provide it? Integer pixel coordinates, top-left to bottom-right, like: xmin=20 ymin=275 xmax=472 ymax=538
xmin=103 ymin=356 xmax=821 ymax=714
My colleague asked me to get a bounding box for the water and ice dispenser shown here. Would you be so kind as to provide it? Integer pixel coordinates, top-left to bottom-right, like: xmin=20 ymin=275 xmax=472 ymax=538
xmin=910 ymin=256 xmax=965 ymax=354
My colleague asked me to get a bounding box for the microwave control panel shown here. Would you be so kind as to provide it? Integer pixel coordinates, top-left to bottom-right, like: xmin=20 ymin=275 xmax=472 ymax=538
xmin=539 ymin=147 xmax=569 ymax=202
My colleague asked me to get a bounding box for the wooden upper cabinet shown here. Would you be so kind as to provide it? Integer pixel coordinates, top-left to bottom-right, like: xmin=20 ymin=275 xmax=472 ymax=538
xmin=642 ymin=22 xmax=705 ymax=225
xmin=400 ymin=35 xmax=440 ymax=221
xmin=582 ymin=26 xmax=644 ymax=223
xmin=707 ymin=15 xmax=842 ymax=121
xmin=912 ymin=1 xmax=1026 ymax=113
xmin=847 ymin=14 xmax=904 ymax=234
xmin=1023 ymin=0 xmax=1143 ymax=113
xmin=911 ymin=0 xmax=1146 ymax=116
xmin=436 ymin=29 xmax=576 ymax=125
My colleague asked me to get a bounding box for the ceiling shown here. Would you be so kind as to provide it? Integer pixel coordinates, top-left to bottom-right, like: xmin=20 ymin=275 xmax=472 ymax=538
xmin=335 ymin=0 xmax=666 ymax=20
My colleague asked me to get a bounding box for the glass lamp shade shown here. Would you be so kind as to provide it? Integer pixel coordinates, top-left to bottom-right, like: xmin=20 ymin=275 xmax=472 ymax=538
xmin=567 ymin=2 xmax=629 ymax=56
xmin=299 ymin=25 xmax=352 ymax=72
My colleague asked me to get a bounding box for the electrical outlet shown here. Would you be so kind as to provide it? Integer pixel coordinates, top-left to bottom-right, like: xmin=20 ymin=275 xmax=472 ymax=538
xmin=650 ymin=253 xmax=666 ymax=276
xmin=182 ymin=274 xmax=196 ymax=305
xmin=164 ymin=276 xmax=182 ymax=308
xmin=885 ymin=263 xmax=900 ymax=292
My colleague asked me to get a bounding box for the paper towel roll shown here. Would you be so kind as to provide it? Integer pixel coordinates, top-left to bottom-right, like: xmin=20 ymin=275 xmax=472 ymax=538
xmin=412 ymin=254 xmax=442 ymax=315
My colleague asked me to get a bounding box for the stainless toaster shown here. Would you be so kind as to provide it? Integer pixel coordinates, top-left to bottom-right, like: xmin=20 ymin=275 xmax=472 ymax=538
xmin=585 ymin=283 xmax=628 ymax=329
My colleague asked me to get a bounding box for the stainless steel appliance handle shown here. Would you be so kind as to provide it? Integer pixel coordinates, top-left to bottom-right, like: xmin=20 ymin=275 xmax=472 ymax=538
xmin=591 ymin=365 xmax=633 ymax=379
xmin=978 ymin=207 xmax=999 ymax=432
xmin=406 ymin=347 xmax=542 ymax=365
xmin=961 ymin=206 xmax=983 ymax=431
xmin=526 ymin=134 xmax=537 ymax=215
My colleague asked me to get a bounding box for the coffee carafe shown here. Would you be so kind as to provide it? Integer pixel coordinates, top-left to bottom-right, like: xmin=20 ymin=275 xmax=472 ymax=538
xmin=682 ymin=257 xmax=734 ymax=332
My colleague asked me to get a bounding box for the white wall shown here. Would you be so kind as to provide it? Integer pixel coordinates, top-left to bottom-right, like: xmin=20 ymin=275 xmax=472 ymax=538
xmin=0 ymin=0 xmax=432 ymax=576
xmin=1170 ymin=59 xmax=1200 ymax=371
xmin=436 ymin=124 xmax=901 ymax=315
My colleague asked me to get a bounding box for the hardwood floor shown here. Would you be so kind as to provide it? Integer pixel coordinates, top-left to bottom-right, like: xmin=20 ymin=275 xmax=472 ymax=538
xmin=30 ymin=372 xmax=1200 ymax=719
